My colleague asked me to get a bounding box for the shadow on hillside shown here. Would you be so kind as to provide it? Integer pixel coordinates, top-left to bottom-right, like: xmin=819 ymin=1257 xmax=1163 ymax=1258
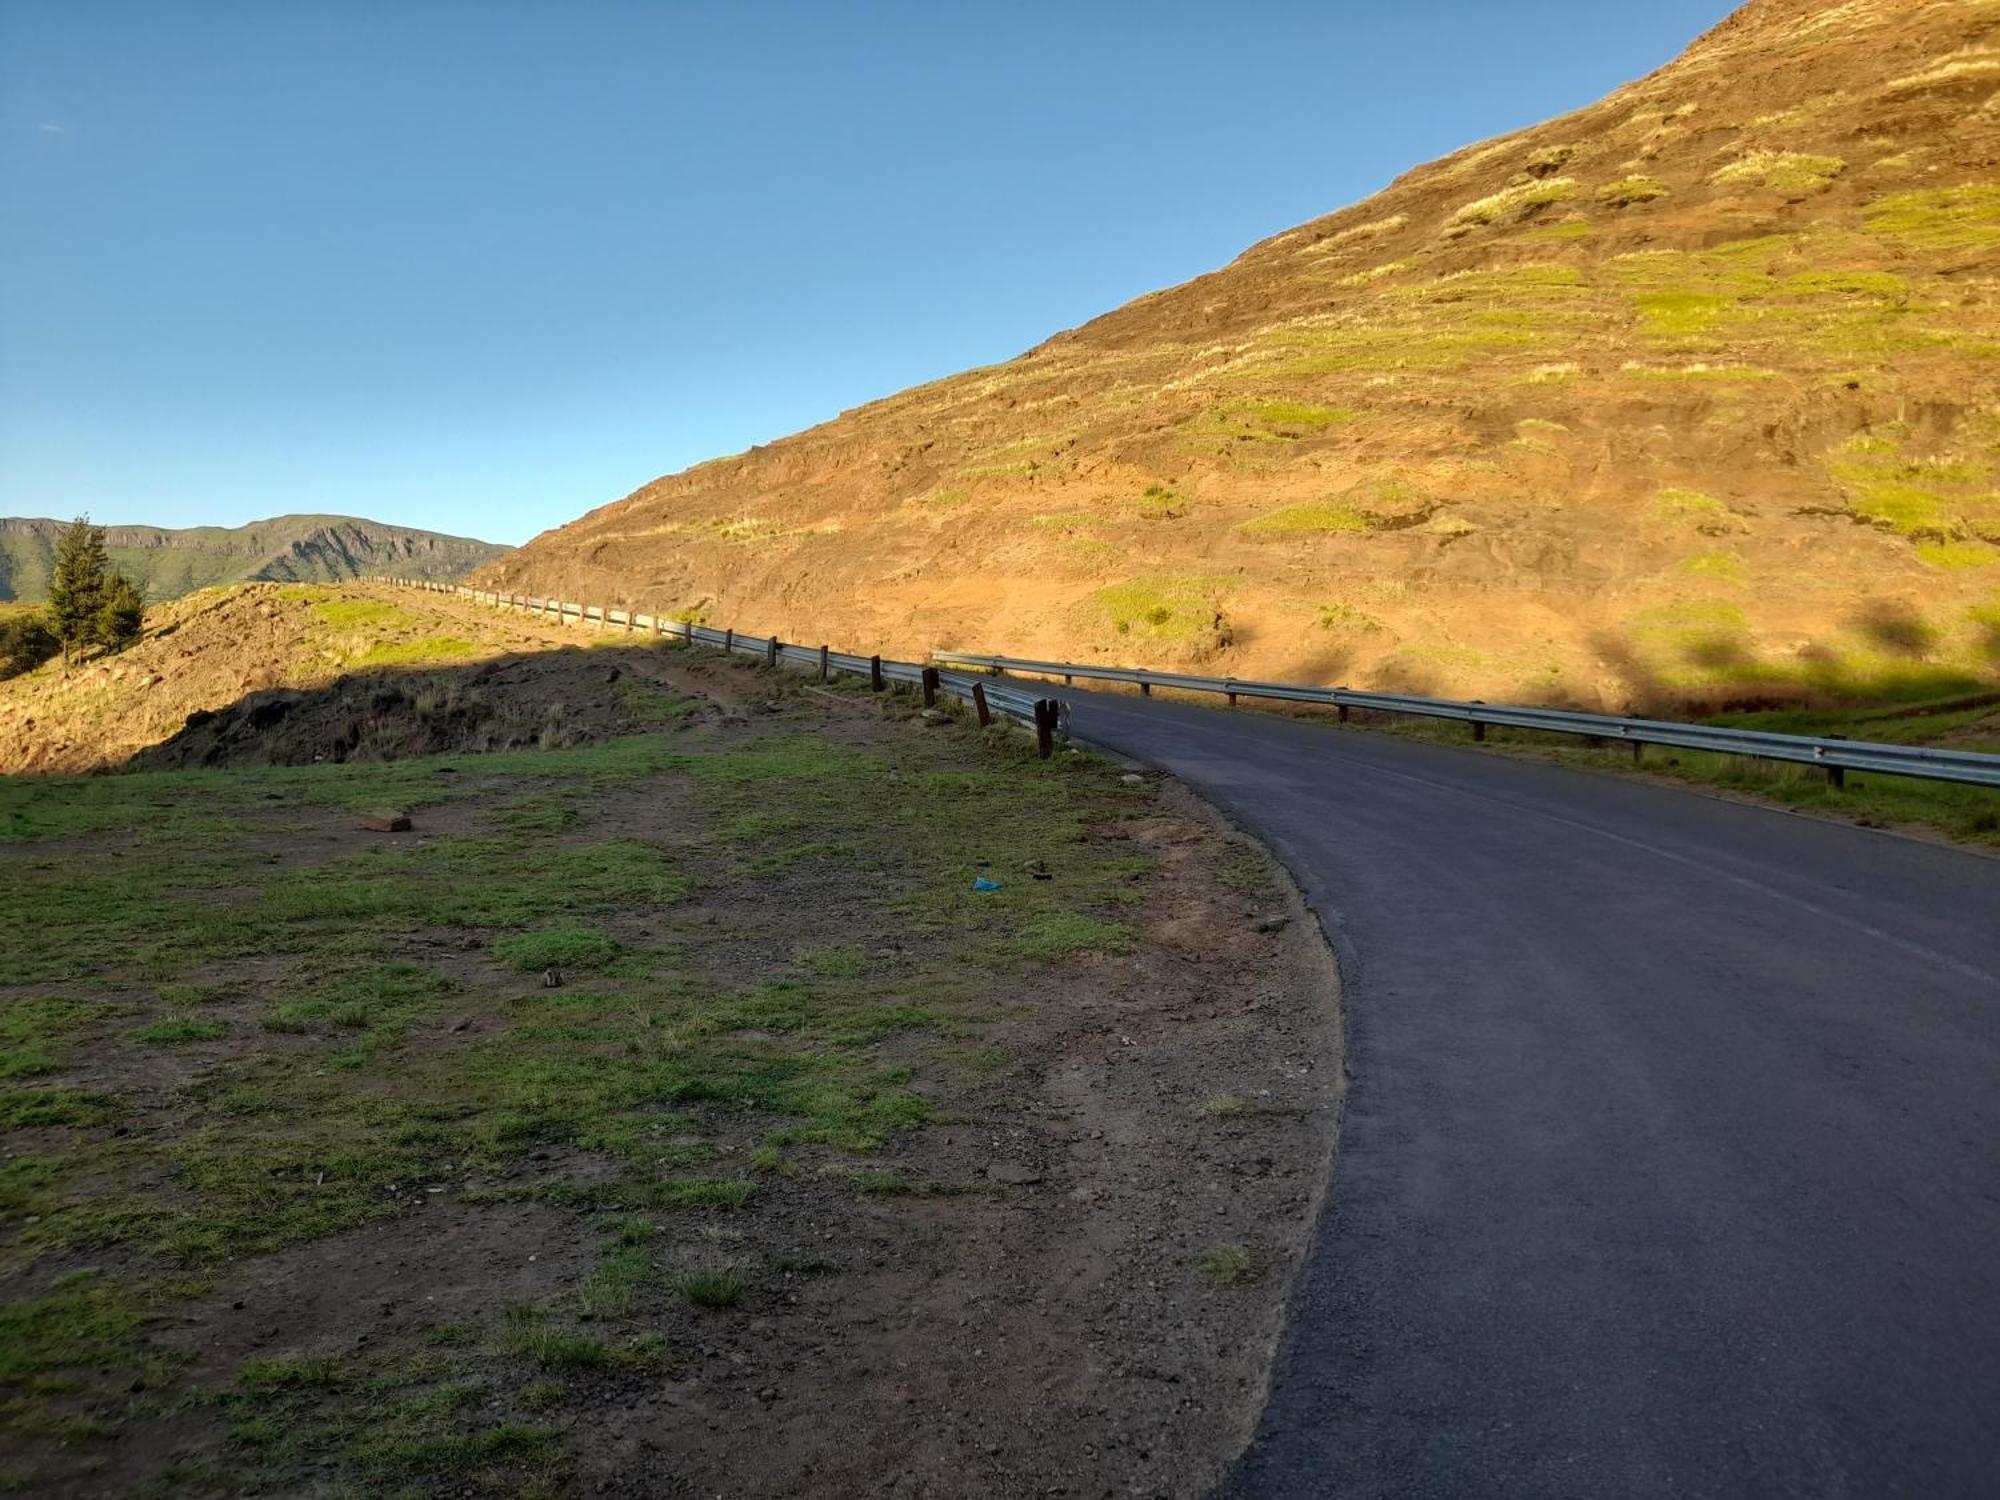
xmin=123 ymin=641 xmax=733 ymax=772
xmin=1584 ymin=597 xmax=1998 ymax=718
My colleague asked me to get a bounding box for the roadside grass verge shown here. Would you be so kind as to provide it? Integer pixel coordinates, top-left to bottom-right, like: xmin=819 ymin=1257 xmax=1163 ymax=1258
xmin=1345 ymin=698 xmax=2000 ymax=844
xmin=0 ymin=679 xmax=1160 ymax=1493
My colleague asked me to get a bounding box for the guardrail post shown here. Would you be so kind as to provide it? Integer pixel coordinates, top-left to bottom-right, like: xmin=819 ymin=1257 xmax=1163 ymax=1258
xmin=766 ymin=636 xmax=779 ymax=669
xmin=1825 ymin=736 xmax=1847 ymax=789
xmin=870 ymin=655 xmax=884 ymax=692
xmin=624 ymin=608 xmax=634 ymax=634
xmin=723 ymin=628 xmax=734 ymax=656
xmin=1338 ymin=702 xmax=1350 ymax=723
xmin=921 ymin=667 xmax=939 ymax=708
xmin=1139 ymin=679 xmax=1152 ymax=697
xmin=1470 ymin=702 xmax=1486 ymax=742
xmin=972 ymin=682 xmax=991 ymax=727
xmin=819 ymin=644 xmax=830 ymax=682
xmin=1034 ymin=699 xmax=1055 ymax=759
xmin=1632 ymin=739 xmax=1644 ymax=765
xmin=1227 ymin=682 xmax=1238 ymax=706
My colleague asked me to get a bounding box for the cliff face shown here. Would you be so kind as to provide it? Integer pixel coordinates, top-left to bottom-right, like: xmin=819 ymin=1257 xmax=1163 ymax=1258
xmin=0 ymin=515 xmax=511 ymax=603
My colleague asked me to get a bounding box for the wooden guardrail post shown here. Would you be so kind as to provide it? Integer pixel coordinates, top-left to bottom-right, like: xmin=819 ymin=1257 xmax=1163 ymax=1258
xmin=766 ymin=636 xmax=779 ymax=669
xmin=1470 ymin=702 xmax=1487 ymax=742
xmin=1825 ymin=735 xmax=1847 ymax=789
xmin=723 ymin=628 xmax=734 ymax=656
xmin=870 ymin=655 xmax=884 ymax=691
xmin=972 ymin=682 xmax=991 ymax=727
xmin=1338 ymin=702 xmax=1350 ymax=723
xmin=921 ymin=667 xmax=939 ymax=708
xmin=1034 ymin=699 xmax=1056 ymax=759
xmin=1139 ymin=679 xmax=1151 ymax=697
xmin=819 ymin=644 xmax=830 ymax=682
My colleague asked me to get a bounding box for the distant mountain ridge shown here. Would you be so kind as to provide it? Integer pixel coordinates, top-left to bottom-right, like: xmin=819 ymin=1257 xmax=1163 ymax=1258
xmin=0 ymin=514 xmax=511 ymax=602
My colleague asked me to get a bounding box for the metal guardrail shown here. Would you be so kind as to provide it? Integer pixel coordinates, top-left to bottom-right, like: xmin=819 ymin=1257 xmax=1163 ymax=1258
xmin=932 ymin=652 xmax=2000 ymax=791
xmin=384 ymin=580 xmax=1066 ymax=753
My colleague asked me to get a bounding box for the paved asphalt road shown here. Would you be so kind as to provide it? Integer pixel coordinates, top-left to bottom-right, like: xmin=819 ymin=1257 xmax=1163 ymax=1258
xmin=1062 ymin=688 xmax=2000 ymax=1499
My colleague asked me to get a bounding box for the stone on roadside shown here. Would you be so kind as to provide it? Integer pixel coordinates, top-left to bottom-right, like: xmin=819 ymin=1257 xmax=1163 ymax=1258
xmin=359 ymin=812 xmax=412 ymax=833
xmin=985 ymin=1162 xmax=1044 ymax=1185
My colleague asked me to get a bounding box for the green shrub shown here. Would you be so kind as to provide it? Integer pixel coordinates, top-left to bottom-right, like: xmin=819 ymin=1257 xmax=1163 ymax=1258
xmin=0 ymin=611 xmax=59 ymax=681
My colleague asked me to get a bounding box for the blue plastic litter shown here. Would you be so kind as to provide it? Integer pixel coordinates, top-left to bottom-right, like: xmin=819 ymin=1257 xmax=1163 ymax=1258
xmin=972 ymin=877 xmax=1003 ymax=892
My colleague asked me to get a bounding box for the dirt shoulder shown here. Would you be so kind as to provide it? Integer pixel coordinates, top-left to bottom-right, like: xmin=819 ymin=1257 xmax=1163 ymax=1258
xmin=0 ymin=641 xmax=1340 ymax=1497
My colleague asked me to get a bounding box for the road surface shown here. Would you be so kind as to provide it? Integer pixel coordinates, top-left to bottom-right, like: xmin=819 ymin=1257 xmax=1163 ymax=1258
xmin=1063 ymin=688 xmax=2000 ymax=1499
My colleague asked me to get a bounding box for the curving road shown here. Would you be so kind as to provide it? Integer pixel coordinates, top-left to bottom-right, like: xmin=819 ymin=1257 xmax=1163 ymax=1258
xmin=1062 ymin=688 xmax=2000 ymax=1499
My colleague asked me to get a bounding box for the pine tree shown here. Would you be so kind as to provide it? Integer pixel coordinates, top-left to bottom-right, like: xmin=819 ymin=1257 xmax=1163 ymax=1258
xmin=47 ymin=516 xmax=109 ymax=662
xmin=95 ymin=573 xmax=145 ymax=653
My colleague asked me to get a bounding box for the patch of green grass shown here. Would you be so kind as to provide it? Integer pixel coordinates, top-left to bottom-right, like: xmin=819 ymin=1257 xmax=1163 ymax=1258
xmin=0 ymin=999 xmax=95 ymax=1078
xmin=492 ymin=925 xmax=624 ymax=973
xmin=1192 ymin=1093 xmax=1253 ymax=1120
xmin=1196 ymin=1243 xmax=1265 ymax=1286
xmin=1657 ymin=488 xmax=1727 ymax=520
xmin=1092 ymin=576 xmax=1230 ymax=646
xmin=1241 ymin=502 xmax=1372 ymax=536
xmin=347 ymin=635 xmax=478 ymax=668
xmin=1193 ymin=400 xmax=1361 ymax=442
xmin=1918 ymin=541 xmax=2000 ymax=570
xmin=499 ymin=1308 xmax=612 ymax=1370
xmin=1443 ymin=176 xmax=1576 ymax=233
xmin=672 ymin=1267 xmax=749 ymax=1308
xmin=1863 ymin=184 xmax=2000 ymax=253
xmin=307 ymin=597 xmax=419 ymax=632
xmin=1711 ymin=149 xmax=1844 ymax=194
xmin=1013 ymin=914 xmax=1133 ymax=958
xmin=1679 ymin=550 xmax=1746 ymax=583
xmin=1596 ymin=175 xmax=1667 ymax=207
xmin=0 ymin=1271 xmax=144 ymax=1395
xmin=1315 ymin=602 xmax=1385 ymax=634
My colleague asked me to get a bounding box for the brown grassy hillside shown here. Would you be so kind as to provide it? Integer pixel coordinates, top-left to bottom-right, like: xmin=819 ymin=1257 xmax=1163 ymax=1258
xmin=0 ymin=583 xmax=660 ymax=774
xmin=480 ymin=0 xmax=2000 ymax=710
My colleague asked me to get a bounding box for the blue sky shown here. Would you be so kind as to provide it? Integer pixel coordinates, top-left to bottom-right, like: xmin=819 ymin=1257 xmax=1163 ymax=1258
xmin=1 ymin=0 xmax=1738 ymax=546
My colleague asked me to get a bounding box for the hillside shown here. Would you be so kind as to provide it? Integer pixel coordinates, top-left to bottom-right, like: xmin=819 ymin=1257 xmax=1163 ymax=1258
xmin=0 ymin=582 xmax=605 ymax=773
xmin=0 ymin=514 xmax=509 ymax=603
xmin=480 ymin=0 xmax=2000 ymax=711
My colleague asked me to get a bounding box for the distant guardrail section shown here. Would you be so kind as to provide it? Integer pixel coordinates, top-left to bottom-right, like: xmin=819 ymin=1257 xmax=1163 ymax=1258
xmin=386 ymin=579 xmax=1068 ymax=755
xmin=931 ymin=653 xmax=2000 ymax=791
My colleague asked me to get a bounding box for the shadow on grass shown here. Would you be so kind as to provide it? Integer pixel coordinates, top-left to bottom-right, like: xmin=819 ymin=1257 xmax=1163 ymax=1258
xmin=123 ymin=640 xmax=711 ymax=772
